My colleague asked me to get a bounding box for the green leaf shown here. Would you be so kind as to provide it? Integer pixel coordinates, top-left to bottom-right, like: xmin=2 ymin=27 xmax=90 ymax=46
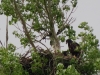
xmin=60 ymin=36 xmax=65 ymax=42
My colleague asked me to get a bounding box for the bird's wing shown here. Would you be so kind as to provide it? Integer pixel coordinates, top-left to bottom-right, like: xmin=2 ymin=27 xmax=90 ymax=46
xmin=71 ymin=42 xmax=80 ymax=51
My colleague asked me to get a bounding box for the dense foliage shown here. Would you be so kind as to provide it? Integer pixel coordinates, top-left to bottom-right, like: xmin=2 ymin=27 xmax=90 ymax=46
xmin=0 ymin=0 xmax=100 ymax=75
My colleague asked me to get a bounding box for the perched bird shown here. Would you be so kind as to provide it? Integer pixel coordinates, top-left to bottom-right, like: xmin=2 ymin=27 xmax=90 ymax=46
xmin=66 ymin=39 xmax=81 ymax=58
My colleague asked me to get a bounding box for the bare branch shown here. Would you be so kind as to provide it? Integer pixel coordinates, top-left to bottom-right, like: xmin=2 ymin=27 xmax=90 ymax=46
xmin=0 ymin=40 xmax=4 ymax=47
xmin=16 ymin=46 xmax=24 ymax=50
xmin=57 ymin=7 xmax=77 ymax=35
xmin=26 ymin=23 xmax=32 ymax=28
xmin=22 ymin=50 xmax=30 ymax=58
xmin=14 ymin=24 xmax=23 ymax=32
xmin=69 ymin=18 xmax=76 ymax=25
xmin=34 ymin=39 xmax=51 ymax=53
xmin=64 ymin=7 xmax=74 ymax=25
xmin=6 ymin=16 xmax=8 ymax=48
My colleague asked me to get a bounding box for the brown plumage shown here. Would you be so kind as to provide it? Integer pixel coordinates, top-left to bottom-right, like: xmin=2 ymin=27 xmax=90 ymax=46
xmin=66 ymin=39 xmax=81 ymax=58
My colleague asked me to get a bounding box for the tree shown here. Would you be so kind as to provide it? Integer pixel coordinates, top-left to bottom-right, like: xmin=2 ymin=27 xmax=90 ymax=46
xmin=0 ymin=0 xmax=100 ymax=75
xmin=0 ymin=0 xmax=77 ymax=52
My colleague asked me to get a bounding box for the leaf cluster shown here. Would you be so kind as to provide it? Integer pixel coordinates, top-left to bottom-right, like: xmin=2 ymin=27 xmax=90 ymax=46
xmin=0 ymin=47 xmax=25 ymax=75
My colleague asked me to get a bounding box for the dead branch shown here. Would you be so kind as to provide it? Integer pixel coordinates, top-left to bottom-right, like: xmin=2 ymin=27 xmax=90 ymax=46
xmin=57 ymin=7 xmax=76 ymax=35
xmin=16 ymin=46 xmax=24 ymax=50
xmin=0 ymin=40 xmax=3 ymax=47
xmin=35 ymin=39 xmax=50 ymax=51
xmin=6 ymin=16 xmax=8 ymax=48
xmin=14 ymin=24 xmax=23 ymax=33
xmin=64 ymin=7 xmax=74 ymax=24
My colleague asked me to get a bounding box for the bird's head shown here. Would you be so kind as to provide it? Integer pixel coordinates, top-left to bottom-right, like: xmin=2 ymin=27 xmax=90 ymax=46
xmin=66 ymin=39 xmax=73 ymax=44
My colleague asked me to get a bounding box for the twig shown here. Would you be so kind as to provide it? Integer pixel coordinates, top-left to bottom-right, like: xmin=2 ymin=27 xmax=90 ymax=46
xmin=72 ymin=6 xmax=78 ymax=13
xmin=14 ymin=24 xmax=23 ymax=32
xmin=34 ymin=39 xmax=50 ymax=51
xmin=64 ymin=7 xmax=74 ymax=25
xmin=16 ymin=46 xmax=24 ymax=50
xmin=22 ymin=50 xmax=30 ymax=57
xmin=67 ymin=17 xmax=76 ymax=25
xmin=69 ymin=18 xmax=76 ymax=25
xmin=26 ymin=23 xmax=32 ymax=28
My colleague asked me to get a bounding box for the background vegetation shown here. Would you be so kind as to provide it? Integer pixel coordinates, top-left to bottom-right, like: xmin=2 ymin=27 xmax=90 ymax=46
xmin=0 ymin=0 xmax=100 ymax=75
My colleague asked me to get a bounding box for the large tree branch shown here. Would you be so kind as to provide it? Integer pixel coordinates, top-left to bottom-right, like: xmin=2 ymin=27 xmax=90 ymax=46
xmin=44 ymin=0 xmax=60 ymax=53
xmin=13 ymin=0 xmax=37 ymax=52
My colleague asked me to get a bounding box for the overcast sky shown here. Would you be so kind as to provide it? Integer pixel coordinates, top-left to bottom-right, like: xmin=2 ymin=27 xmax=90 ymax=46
xmin=0 ymin=0 xmax=100 ymax=53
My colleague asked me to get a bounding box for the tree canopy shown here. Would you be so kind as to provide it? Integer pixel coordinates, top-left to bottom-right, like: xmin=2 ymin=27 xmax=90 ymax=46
xmin=0 ymin=0 xmax=100 ymax=75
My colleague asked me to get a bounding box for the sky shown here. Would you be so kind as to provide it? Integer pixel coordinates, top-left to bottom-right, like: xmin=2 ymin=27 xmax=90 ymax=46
xmin=0 ymin=0 xmax=100 ymax=53
xmin=73 ymin=0 xmax=100 ymax=36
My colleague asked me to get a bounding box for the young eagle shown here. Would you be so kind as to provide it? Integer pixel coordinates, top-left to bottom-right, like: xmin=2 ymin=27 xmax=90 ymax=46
xmin=66 ymin=39 xmax=81 ymax=58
